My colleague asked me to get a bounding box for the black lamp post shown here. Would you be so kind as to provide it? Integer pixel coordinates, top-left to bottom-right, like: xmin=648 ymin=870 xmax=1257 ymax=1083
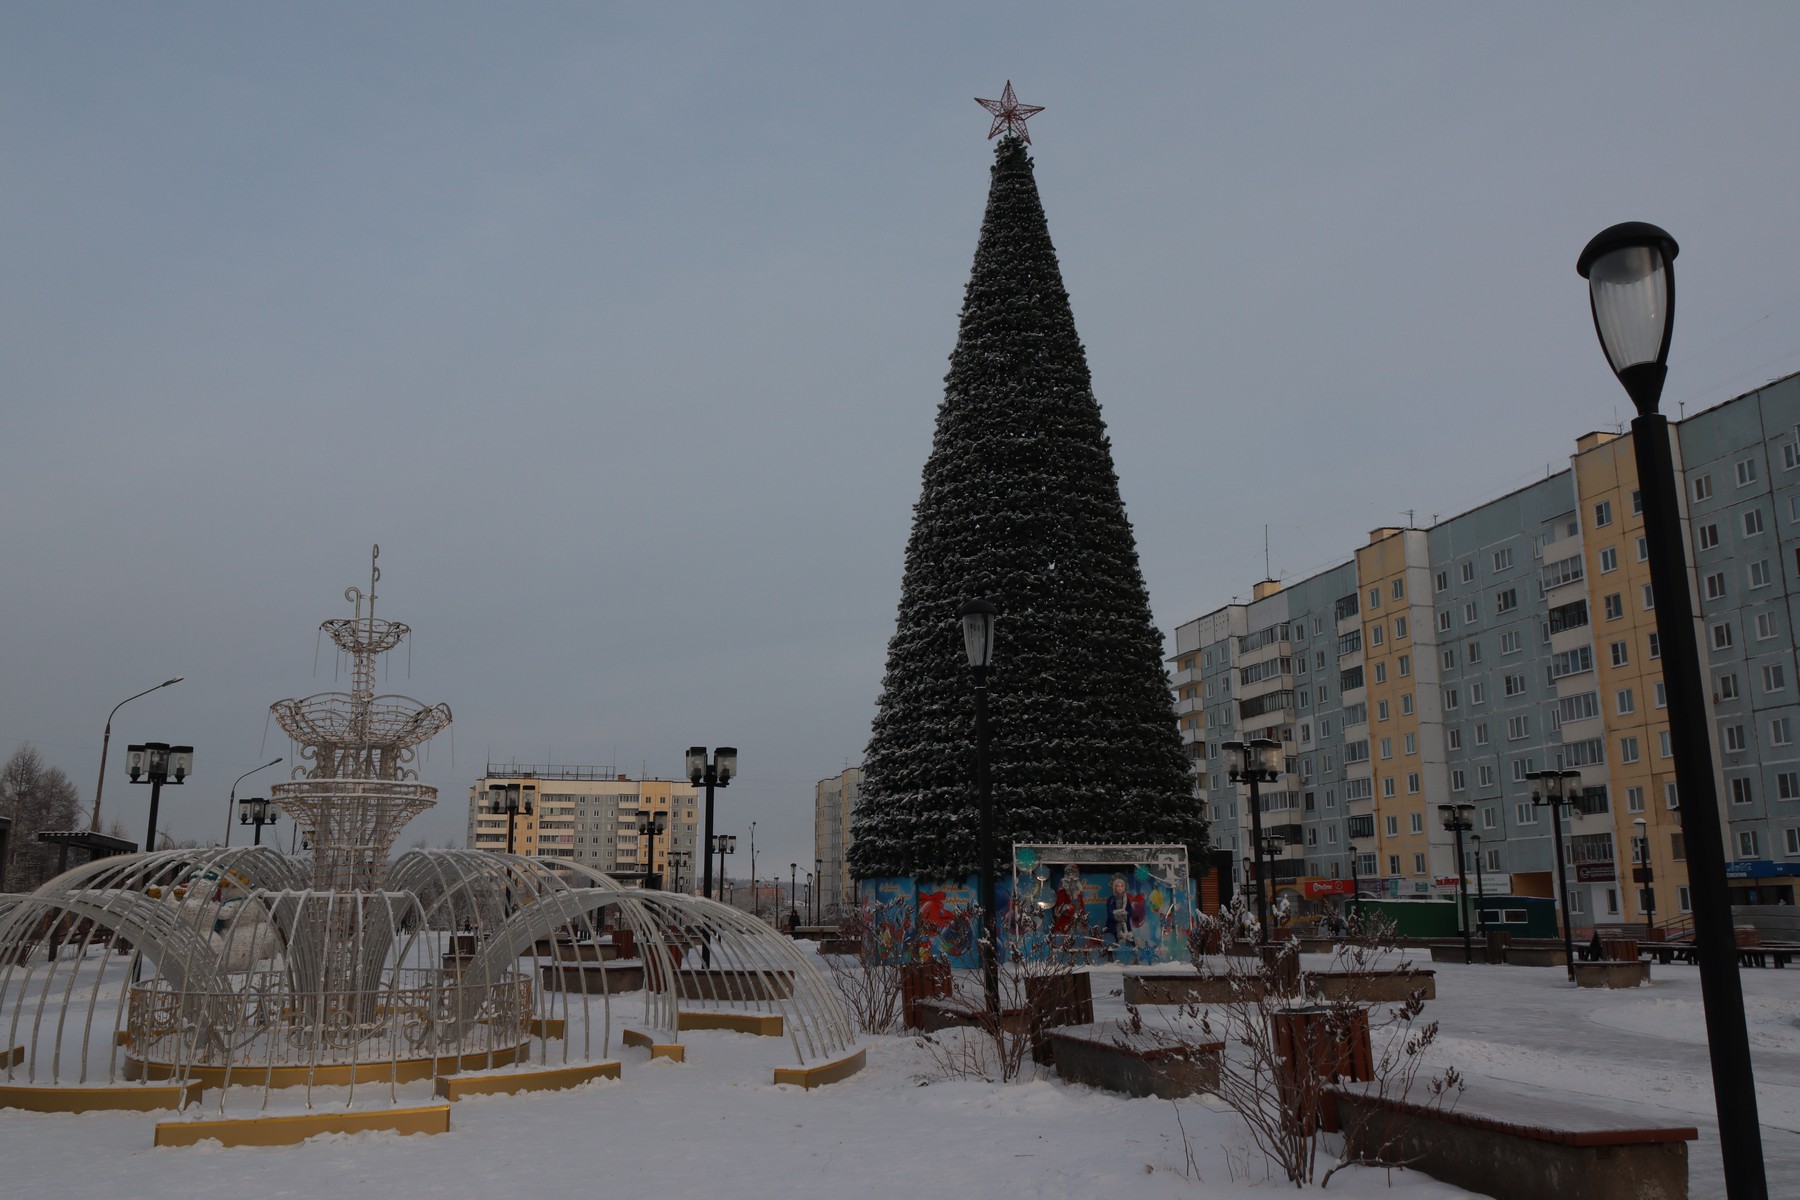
xmin=1471 ymin=834 xmax=1486 ymax=933
xmin=1223 ymin=737 xmax=1281 ymax=937
xmin=814 ymin=857 xmax=823 ymax=923
xmin=807 ymin=872 xmax=815 ymax=925
xmin=670 ymin=850 xmax=690 ymax=895
xmin=1579 ymin=222 xmax=1764 ymax=1200
xmin=959 ymin=597 xmax=1001 ymax=1016
xmin=126 ymin=742 xmax=193 ymax=853
xmin=1635 ymin=816 xmax=1657 ymax=932
xmin=1438 ymin=802 xmax=1475 ymax=964
xmin=92 ymin=678 xmax=182 ymax=834
xmin=686 ymin=746 xmax=737 ymax=901
xmin=487 ymin=782 xmax=535 ymax=855
xmin=789 ymin=862 xmax=799 ymax=929
xmin=638 ymin=810 xmax=667 ymax=889
xmin=713 ymin=834 xmax=736 ymax=902
xmin=237 ymin=796 xmax=278 ymax=846
xmin=1525 ymin=769 xmax=1583 ymax=983
xmin=223 ymin=756 xmax=283 ymax=847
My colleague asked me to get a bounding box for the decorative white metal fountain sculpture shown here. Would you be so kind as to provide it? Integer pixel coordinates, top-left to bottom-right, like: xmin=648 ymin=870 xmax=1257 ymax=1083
xmin=0 ymin=550 xmax=853 ymax=1111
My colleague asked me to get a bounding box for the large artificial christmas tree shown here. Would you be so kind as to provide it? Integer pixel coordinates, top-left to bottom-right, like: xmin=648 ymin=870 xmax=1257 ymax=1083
xmin=851 ymin=118 xmax=1202 ymax=882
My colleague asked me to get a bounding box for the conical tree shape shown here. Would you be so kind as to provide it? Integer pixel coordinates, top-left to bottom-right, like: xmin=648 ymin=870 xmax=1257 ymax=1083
xmin=852 ymin=136 xmax=1202 ymax=881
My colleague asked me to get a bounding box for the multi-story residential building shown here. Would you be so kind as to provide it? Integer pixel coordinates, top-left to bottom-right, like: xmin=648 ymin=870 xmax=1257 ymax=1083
xmin=466 ymin=764 xmax=700 ymax=888
xmin=1172 ymin=369 xmax=1800 ymax=927
xmin=814 ymin=766 xmax=860 ymax=917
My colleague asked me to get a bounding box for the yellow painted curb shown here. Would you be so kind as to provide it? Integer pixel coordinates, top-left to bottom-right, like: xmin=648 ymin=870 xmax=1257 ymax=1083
xmin=154 ymin=1103 xmax=451 ymax=1147
xmin=530 ymin=1017 xmax=567 ymax=1040
xmin=678 ymin=1011 xmax=784 ymax=1037
xmin=620 ymin=1028 xmax=685 ymax=1062
xmin=434 ymin=1061 xmax=619 ymax=1100
xmin=126 ymin=1043 xmax=527 ymax=1089
xmin=0 ymin=1082 xmax=200 ymax=1113
xmin=774 ymin=1048 xmax=867 ymax=1090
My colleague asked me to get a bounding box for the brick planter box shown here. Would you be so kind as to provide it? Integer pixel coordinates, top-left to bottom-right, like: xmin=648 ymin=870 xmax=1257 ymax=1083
xmin=1574 ymin=960 xmax=1650 ymax=989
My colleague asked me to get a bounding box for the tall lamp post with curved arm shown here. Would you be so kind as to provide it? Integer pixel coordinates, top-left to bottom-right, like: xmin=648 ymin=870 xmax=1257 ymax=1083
xmin=91 ymin=678 xmax=182 ymax=834
xmin=223 ymin=757 xmax=283 ymax=847
xmin=1579 ymin=222 xmax=1764 ymax=1198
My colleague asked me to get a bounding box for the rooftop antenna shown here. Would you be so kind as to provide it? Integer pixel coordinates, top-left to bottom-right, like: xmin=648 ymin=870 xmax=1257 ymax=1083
xmin=1402 ymin=509 xmax=1415 ymax=529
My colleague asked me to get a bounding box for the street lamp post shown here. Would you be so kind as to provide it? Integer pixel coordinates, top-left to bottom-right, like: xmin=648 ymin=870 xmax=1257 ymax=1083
xmin=686 ymin=747 xmax=737 ymax=901
xmin=487 ymin=783 xmax=535 ymax=855
xmin=637 ymin=810 xmax=668 ymax=889
xmin=1525 ymin=769 xmax=1583 ymax=983
xmin=1635 ymin=816 xmax=1656 ymax=932
xmin=1439 ymin=803 xmax=1475 ymax=965
xmin=814 ymin=857 xmax=823 ymax=922
xmin=749 ymin=821 xmax=758 ymax=919
xmin=789 ymin=862 xmax=798 ymax=929
xmin=1223 ymin=738 xmax=1282 ymax=937
xmin=237 ymin=797 xmax=278 ymax=846
xmin=1579 ymin=222 xmax=1764 ymax=1200
xmin=670 ymin=851 xmax=689 ymax=895
xmin=223 ymin=757 xmax=283 ymax=846
xmin=126 ymin=742 xmax=193 ymax=853
xmin=93 ymin=679 xmax=182 ymax=834
xmin=959 ymin=598 xmax=1001 ymax=1017
xmin=713 ymin=834 xmax=736 ymax=903
xmin=807 ymin=872 xmax=815 ymax=925
xmin=1471 ymin=834 xmax=1486 ymax=933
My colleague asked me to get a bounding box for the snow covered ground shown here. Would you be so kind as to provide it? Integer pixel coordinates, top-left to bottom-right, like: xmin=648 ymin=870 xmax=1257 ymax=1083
xmin=2 ymin=945 xmax=1798 ymax=1198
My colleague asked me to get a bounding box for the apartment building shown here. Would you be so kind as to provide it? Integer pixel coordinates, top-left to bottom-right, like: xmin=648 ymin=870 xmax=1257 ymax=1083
xmin=814 ymin=767 xmax=860 ymax=917
xmin=1173 ymin=370 xmax=1800 ymax=925
xmin=466 ymin=764 xmax=700 ymax=888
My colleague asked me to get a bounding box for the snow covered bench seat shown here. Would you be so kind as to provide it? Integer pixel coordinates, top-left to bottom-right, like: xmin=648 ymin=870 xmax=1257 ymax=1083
xmin=1045 ymin=1021 xmax=1222 ymax=1100
xmin=1327 ymin=1079 xmax=1696 ymax=1200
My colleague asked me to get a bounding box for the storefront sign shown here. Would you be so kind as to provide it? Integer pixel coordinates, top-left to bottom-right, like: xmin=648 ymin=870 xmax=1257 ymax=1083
xmin=1575 ymin=863 xmax=1616 ymax=883
xmin=1303 ymin=879 xmax=1355 ymax=897
xmin=1725 ymin=860 xmax=1800 ymax=879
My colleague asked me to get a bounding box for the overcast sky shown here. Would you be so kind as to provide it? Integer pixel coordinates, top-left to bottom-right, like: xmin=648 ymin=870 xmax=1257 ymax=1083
xmin=3 ymin=5 xmax=1798 ymax=875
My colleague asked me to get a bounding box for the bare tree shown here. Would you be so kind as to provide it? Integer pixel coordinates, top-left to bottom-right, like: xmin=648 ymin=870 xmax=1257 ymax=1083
xmin=1 ymin=745 xmax=83 ymax=890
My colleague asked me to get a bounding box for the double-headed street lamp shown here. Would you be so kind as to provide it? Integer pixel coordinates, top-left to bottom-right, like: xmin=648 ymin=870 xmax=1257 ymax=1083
xmin=713 ymin=834 xmax=736 ymax=901
xmin=1223 ymin=738 xmax=1281 ymax=937
xmin=1579 ymin=221 xmax=1764 ymax=1200
xmin=958 ymin=597 xmax=1001 ymax=1016
xmin=638 ymin=810 xmax=668 ymax=889
xmin=1524 ymin=769 xmax=1582 ymax=983
xmin=1438 ymin=802 xmax=1475 ymax=964
xmin=92 ymin=678 xmax=182 ymax=834
xmin=1634 ymin=816 xmax=1656 ymax=930
xmin=486 ymin=782 xmax=536 ymax=855
xmin=670 ymin=850 xmax=690 ymax=895
xmin=223 ymin=757 xmax=283 ymax=847
xmin=238 ymin=797 xmax=278 ymax=846
xmin=686 ymin=747 xmax=737 ymax=901
xmin=126 ymin=742 xmax=193 ymax=853
xmin=1471 ymin=834 xmax=1486 ymax=933
xmin=789 ymin=862 xmax=799 ymax=928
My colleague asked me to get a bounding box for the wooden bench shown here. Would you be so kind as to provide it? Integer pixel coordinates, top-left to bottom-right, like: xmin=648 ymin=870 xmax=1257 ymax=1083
xmin=1304 ymin=968 xmax=1435 ymax=1002
xmin=1327 ymin=1080 xmax=1697 ymax=1200
xmin=1045 ymin=1022 xmax=1221 ymax=1100
xmin=1122 ymin=969 xmax=1264 ymax=1005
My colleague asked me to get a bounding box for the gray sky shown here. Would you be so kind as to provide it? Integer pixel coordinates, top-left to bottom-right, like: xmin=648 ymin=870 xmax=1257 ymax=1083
xmin=4 ymin=4 xmax=1798 ymax=876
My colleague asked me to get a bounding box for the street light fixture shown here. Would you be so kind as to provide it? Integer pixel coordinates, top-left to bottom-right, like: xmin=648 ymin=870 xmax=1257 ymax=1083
xmin=126 ymin=742 xmax=193 ymax=853
xmin=92 ymin=678 xmax=182 ymax=834
xmin=1438 ymin=802 xmax=1476 ymax=965
xmin=712 ymin=834 xmax=736 ymax=904
xmin=686 ymin=746 xmax=737 ymax=901
xmin=1634 ymin=816 xmax=1656 ymax=932
xmin=958 ymin=597 xmax=1001 ymax=1016
xmin=1524 ymin=769 xmax=1583 ymax=982
xmin=637 ymin=809 xmax=668 ymax=890
xmin=486 ymin=782 xmax=536 ymax=855
xmin=223 ymin=757 xmax=283 ymax=847
xmin=1580 ymin=222 xmax=1764 ymax=1200
xmin=789 ymin=862 xmax=799 ymax=930
xmin=237 ymin=797 xmax=278 ymax=846
xmin=1471 ymin=834 xmax=1486 ymax=933
xmin=1223 ymin=737 xmax=1282 ymax=937
xmin=814 ymin=857 xmax=823 ymax=923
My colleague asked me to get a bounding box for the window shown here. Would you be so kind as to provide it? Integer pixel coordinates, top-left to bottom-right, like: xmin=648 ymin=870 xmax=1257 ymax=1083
xmin=1699 ymin=523 xmax=1720 ymax=550
xmin=1667 ymin=781 xmax=1679 ymax=809
xmin=1757 ymin=612 xmax=1779 ymax=640
xmin=1720 ymin=673 xmax=1740 ymax=701
xmin=1398 ymin=655 xmax=1411 ymax=677
xmin=1394 ymin=616 xmax=1407 ymax=639
xmin=1788 ymin=826 xmax=1800 ymax=855
xmin=1678 ymin=885 xmax=1692 ymax=913
xmin=1712 ymin=622 xmax=1734 ymax=650
xmin=1371 ymin=662 xmax=1385 ymax=684
xmin=1726 ymin=724 xmax=1748 ymax=752
xmin=1731 ymin=778 xmax=1754 ymax=806
xmin=1382 ymin=777 xmax=1396 ymax=798
xmin=1504 ymin=673 xmax=1526 ymax=696
xmin=1404 ymin=731 xmax=1416 ymax=753
xmin=1781 ymin=772 xmax=1800 ymax=801
xmin=1482 ymin=806 xmax=1497 ymax=830
xmin=1496 ymin=588 xmax=1518 ymax=613
xmin=1745 ymin=508 xmax=1766 ymax=536
xmin=1508 ymin=715 xmax=1530 ymax=740
xmin=1642 ymin=584 xmax=1655 ymax=610
xmin=1447 ymin=728 xmax=1462 ymax=750
xmin=1467 ymin=640 xmax=1484 ymax=664
xmin=1452 ymin=769 xmax=1466 ymax=791
xmin=1609 ymin=640 xmax=1629 ymax=668
xmin=1512 ymin=758 xmax=1533 ymax=782
xmin=1764 ymin=663 xmax=1787 ymax=694
xmin=1593 ymin=500 xmax=1613 ymax=528
xmin=1694 ymin=474 xmax=1713 ymax=501
xmin=1389 ymin=855 xmax=1401 ymax=876
xmin=1377 ymin=699 xmax=1390 ymax=721
xmin=1461 ymin=561 xmax=1475 ymax=584
xmin=1487 ymin=848 xmax=1502 ymax=871
xmin=1438 ymin=611 xmax=1452 ymax=633
xmin=1631 ymin=489 xmax=1642 ymax=515
xmin=1604 ymin=593 xmax=1623 ymax=620
xmin=1560 ymin=691 xmax=1601 ymax=722
xmin=1368 ymin=587 xmax=1382 ymax=609
xmin=1550 ymin=646 xmax=1593 ymax=679
xmin=1413 ymin=853 xmax=1427 ymax=874
xmin=1705 ymin=571 xmax=1727 ymax=600
xmin=1464 ymin=601 xmax=1479 ymax=623
xmin=1444 ymin=687 xmax=1459 ymax=710
xmin=1750 ymin=560 xmax=1772 ymax=589
xmin=1516 ymin=802 xmax=1539 ymax=825
xmin=1656 ymin=681 xmax=1667 ymax=708
xmin=1736 ymin=457 xmax=1759 ymax=486
xmin=1370 ymin=624 xmax=1384 ymax=646
xmin=1380 ymin=737 xmax=1392 ymax=759
xmin=1637 ymin=536 xmax=1649 ymax=562
xmin=1435 ymin=570 xmax=1449 ymax=592
xmin=1599 ymin=547 xmax=1619 ymax=573
xmin=1478 ymin=764 xmax=1496 ymax=788
xmin=1773 ymin=717 xmax=1792 ymax=747
xmin=1626 ymin=786 xmax=1645 ymax=813
xmin=1620 ymin=737 xmax=1640 ymax=764
xmin=1409 ymin=812 xmax=1423 ymax=834
xmin=1500 ymin=630 xmax=1521 ymax=655
xmin=1787 ymin=443 xmax=1800 ymax=472
xmin=1738 ymin=830 xmax=1759 ymax=858
xmin=1493 ymin=547 xmax=1513 ymax=572
xmin=1400 ymin=694 xmax=1414 ymax=716
xmin=1474 ymin=723 xmax=1490 ymax=746
xmin=1616 ymin=688 xmax=1635 ymax=715
xmin=1393 ymin=579 xmax=1405 ymax=600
